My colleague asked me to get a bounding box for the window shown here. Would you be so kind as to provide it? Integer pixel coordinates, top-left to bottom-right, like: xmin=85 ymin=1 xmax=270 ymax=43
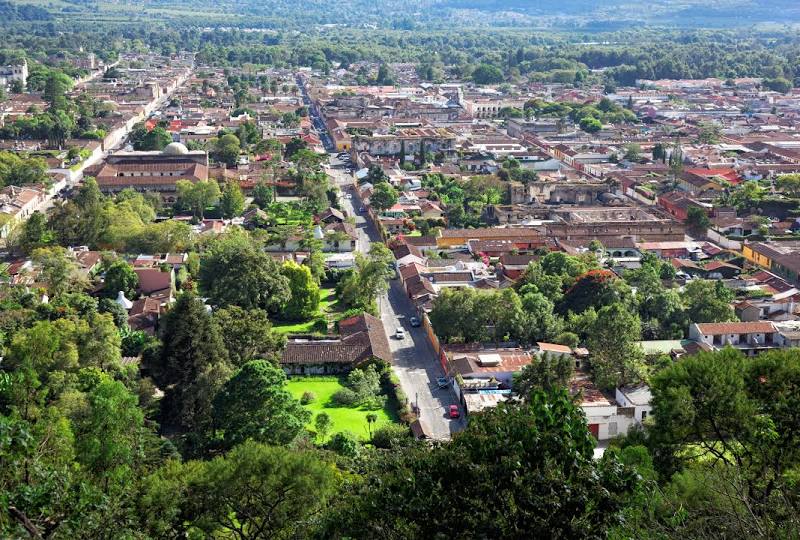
xmin=641 ymin=411 xmax=647 ymax=421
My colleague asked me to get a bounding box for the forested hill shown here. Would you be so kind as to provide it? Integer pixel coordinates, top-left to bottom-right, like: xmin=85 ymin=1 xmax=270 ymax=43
xmin=12 ymin=0 xmax=800 ymax=29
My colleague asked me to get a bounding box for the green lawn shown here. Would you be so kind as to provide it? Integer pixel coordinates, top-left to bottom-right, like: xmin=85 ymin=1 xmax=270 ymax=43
xmin=273 ymin=319 xmax=317 ymax=334
xmin=286 ymin=376 xmax=397 ymax=441
xmin=319 ymin=287 xmax=337 ymax=313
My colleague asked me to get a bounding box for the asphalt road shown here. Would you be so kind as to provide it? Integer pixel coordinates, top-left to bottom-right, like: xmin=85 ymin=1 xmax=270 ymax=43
xmin=333 ymin=167 xmax=465 ymax=439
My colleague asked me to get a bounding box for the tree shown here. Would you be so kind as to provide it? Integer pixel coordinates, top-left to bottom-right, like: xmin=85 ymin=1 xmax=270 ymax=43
xmin=199 ymin=232 xmax=291 ymax=312
xmin=579 ymin=117 xmax=602 ymax=133
xmin=315 ymin=412 xmax=331 ymax=442
xmin=322 ymin=389 xmax=638 ymax=538
xmin=72 ymin=376 xmax=146 ymax=490
xmin=513 ymin=352 xmax=573 ymax=397
xmin=652 ymin=143 xmax=666 ymax=162
xmin=686 ymin=205 xmax=711 ymax=236
xmin=775 ymin=173 xmax=800 ymax=198
xmin=176 ymin=180 xmax=220 ymax=220
xmin=472 ymin=64 xmax=503 ymax=85
xmin=0 ymin=151 xmax=48 ymax=187
xmin=682 ymin=280 xmax=735 ymax=323
xmin=623 ymin=143 xmax=642 ymax=162
xmin=374 ymin=63 xmax=395 ymax=85
xmin=213 ymin=306 xmax=285 ymax=367
xmin=212 ymin=360 xmax=310 ymax=449
xmin=762 ymin=77 xmax=792 ymax=94
xmin=558 ymin=269 xmax=626 ymax=315
xmin=696 ymin=122 xmax=722 ymax=145
xmin=134 ymin=126 xmax=172 ymax=151
xmin=48 ymin=177 xmax=106 ymax=248
xmin=32 ymin=247 xmax=86 ymax=297
xmin=210 ymin=134 xmax=241 ymax=167
xmin=143 ymin=292 xmax=230 ymax=435
xmin=219 ymin=179 xmax=245 ymax=218
xmin=370 ymin=182 xmax=398 ymax=212
xmin=429 ymin=287 xmax=526 ymax=344
xmin=283 ymin=137 xmax=307 ymax=160
xmin=280 ymin=260 xmax=320 ymax=321
xmin=668 ymin=141 xmax=684 ymax=180
xmin=43 ymin=72 xmax=70 ymax=111
xmin=587 ymin=302 xmax=646 ymax=390
xmin=102 ymin=259 xmax=139 ymax=299
xmin=252 ymin=179 xmax=274 ymax=208
xmin=182 ymin=441 xmax=338 ymax=539
xmin=647 ymin=348 xmax=800 ymax=536
xmin=100 ymin=297 xmax=129 ymax=328
xmin=18 ymin=211 xmax=52 ymax=253
xmin=366 ymin=413 xmax=378 ymax=439
xmin=336 ymin=243 xmax=395 ymax=312
xmin=519 ymin=286 xmax=562 ymax=343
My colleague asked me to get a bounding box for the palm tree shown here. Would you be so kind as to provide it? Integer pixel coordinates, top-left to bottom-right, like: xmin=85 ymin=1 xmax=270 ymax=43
xmin=366 ymin=413 xmax=378 ymax=440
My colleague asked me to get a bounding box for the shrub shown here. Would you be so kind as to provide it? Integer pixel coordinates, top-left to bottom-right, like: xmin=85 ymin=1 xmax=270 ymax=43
xmin=331 ymin=388 xmax=359 ymax=407
xmin=371 ymin=424 xmax=411 ymax=448
xmin=326 ymin=431 xmax=360 ymax=457
xmin=311 ymin=317 xmax=328 ymax=334
xmin=363 ymin=395 xmax=387 ymax=411
xmin=346 ymin=365 xmax=381 ymax=400
xmin=300 ymin=391 xmax=316 ymax=405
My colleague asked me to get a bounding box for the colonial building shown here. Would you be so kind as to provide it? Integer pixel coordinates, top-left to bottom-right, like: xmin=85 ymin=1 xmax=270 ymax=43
xmin=94 ymin=142 xmax=209 ymax=202
xmin=280 ymin=313 xmax=392 ymax=375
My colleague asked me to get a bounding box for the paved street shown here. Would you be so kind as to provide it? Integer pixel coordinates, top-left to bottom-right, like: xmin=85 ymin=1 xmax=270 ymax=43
xmin=333 ymin=168 xmax=465 ymax=439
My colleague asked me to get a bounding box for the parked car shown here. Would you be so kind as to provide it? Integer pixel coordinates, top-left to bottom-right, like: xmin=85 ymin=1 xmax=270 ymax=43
xmin=409 ymin=316 xmax=421 ymax=327
xmin=437 ymin=377 xmax=449 ymax=389
xmin=359 ymin=206 xmax=366 ymax=213
xmin=449 ymin=404 xmax=460 ymax=418
xmin=344 ymin=193 xmax=352 ymax=199
xmin=395 ymin=328 xmax=405 ymax=340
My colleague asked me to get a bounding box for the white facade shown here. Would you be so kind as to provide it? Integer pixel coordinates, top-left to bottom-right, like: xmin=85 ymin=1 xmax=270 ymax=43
xmin=615 ymin=385 xmax=653 ymax=423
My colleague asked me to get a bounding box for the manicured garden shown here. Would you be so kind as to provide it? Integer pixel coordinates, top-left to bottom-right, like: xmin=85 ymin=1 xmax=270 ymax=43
xmin=286 ymin=375 xmax=398 ymax=441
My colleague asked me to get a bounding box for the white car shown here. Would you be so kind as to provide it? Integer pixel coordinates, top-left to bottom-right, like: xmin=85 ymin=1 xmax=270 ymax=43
xmin=395 ymin=328 xmax=406 ymax=340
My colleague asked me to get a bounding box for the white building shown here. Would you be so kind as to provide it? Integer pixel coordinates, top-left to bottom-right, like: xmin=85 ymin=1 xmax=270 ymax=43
xmin=0 ymin=61 xmax=28 ymax=89
xmin=0 ymin=185 xmax=47 ymax=239
xmin=615 ymin=385 xmax=652 ymax=423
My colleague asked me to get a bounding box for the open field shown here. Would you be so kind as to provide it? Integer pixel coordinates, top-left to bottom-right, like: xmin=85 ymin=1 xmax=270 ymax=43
xmin=286 ymin=376 xmax=397 ymax=441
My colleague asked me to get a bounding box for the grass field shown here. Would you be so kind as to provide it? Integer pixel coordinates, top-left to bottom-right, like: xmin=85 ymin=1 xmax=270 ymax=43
xmin=273 ymin=319 xmax=318 ymax=334
xmin=286 ymin=376 xmax=397 ymax=441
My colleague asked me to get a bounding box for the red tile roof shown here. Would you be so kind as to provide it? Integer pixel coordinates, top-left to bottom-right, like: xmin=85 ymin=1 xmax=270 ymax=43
xmin=695 ymin=321 xmax=776 ymax=334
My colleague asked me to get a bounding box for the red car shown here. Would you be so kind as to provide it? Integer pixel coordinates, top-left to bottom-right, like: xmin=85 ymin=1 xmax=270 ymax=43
xmin=449 ymin=405 xmax=460 ymax=419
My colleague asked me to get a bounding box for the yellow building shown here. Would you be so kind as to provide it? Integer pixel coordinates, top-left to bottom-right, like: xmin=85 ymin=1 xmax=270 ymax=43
xmin=742 ymin=243 xmax=773 ymax=269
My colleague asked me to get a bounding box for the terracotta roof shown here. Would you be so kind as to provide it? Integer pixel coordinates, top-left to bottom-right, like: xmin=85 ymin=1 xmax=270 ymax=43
xmin=399 ymin=262 xmax=425 ymax=281
xmin=537 ymin=342 xmax=573 ymax=354
xmin=281 ymin=313 xmax=392 ymax=366
xmin=318 ymin=207 xmax=345 ymax=222
xmin=704 ymin=261 xmax=739 ymax=272
xmin=426 ymin=271 xmax=473 ymax=284
xmin=134 ymin=268 xmax=172 ymax=295
xmin=405 ymin=275 xmax=436 ymax=297
xmin=401 ymin=235 xmax=437 ymax=247
xmin=695 ymin=321 xmax=777 ymax=335
xmin=440 ymin=227 xmax=542 ymax=239
xmin=498 ymin=254 xmax=537 ymax=267
xmin=393 ymin=244 xmax=424 ymax=260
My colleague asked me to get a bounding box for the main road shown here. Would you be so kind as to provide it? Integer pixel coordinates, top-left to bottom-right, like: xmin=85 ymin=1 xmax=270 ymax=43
xmin=330 ymin=166 xmax=465 ymax=440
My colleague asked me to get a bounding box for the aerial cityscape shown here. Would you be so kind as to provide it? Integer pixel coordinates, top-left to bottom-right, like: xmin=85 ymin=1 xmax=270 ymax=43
xmin=1 ymin=0 xmax=800 ymax=537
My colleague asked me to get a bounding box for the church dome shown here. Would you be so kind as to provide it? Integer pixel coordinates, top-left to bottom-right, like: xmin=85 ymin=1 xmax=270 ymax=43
xmin=162 ymin=142 xmax=189 ymax=156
